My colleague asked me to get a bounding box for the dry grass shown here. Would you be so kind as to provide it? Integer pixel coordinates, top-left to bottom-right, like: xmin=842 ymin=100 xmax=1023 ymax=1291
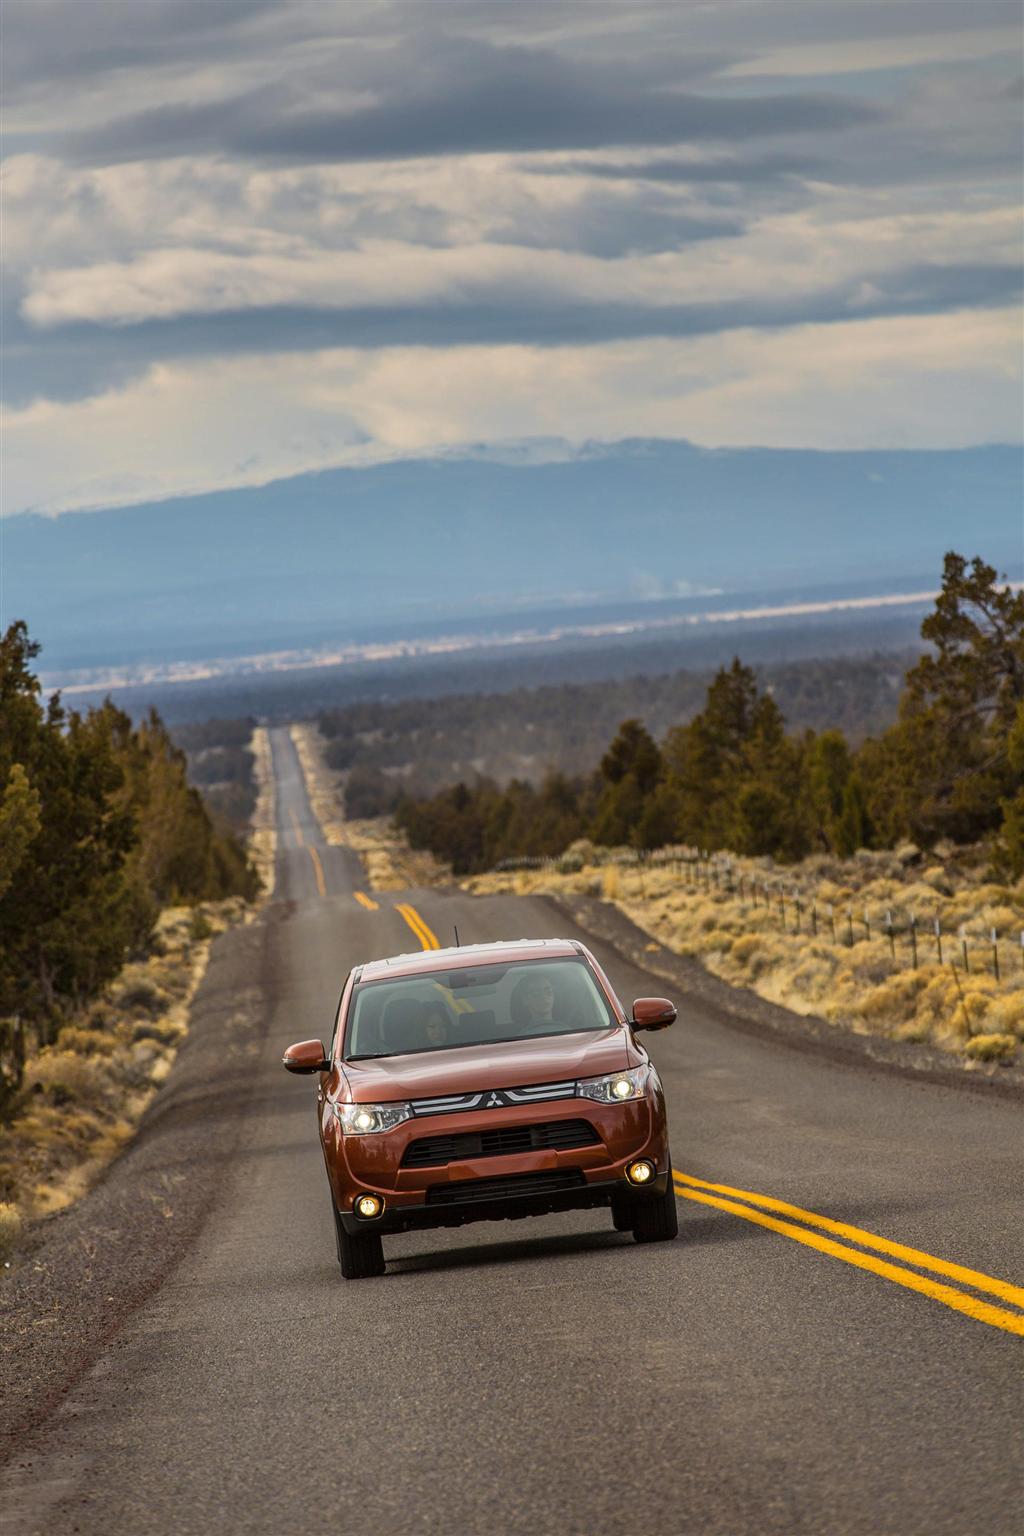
xmin=0 ymin=894 xmax=248 ymax=1248
xmin=467 ymin=843 xmax=1024 ymax=1065
xmin=0 ymin=1202 xmax=23 ymax=1262
xmin=248 ymin=725 xmax=277 ymax=897
xmin=290 ymin=723 xmax=449 ymax=890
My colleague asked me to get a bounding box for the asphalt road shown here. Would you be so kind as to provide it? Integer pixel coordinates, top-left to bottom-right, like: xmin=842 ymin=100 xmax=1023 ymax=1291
xmin=2 ymin=726 xmax=1021 ymax=1536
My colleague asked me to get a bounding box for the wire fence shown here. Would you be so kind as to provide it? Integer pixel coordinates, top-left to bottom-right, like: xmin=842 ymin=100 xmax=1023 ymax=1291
xmin=493 ymin=846 xmax=1024 ymax=984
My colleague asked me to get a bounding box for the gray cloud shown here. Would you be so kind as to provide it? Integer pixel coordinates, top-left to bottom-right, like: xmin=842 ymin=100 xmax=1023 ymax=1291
xmin=555 ymin=153 xmax=827 ymax=185
xmin=1 ymin=0 xmax=285 ymax=98
xmin=65 ymin=32 xmax=877 ymax=167
xmin=7 ymin=261 xmax=1017 ymax=410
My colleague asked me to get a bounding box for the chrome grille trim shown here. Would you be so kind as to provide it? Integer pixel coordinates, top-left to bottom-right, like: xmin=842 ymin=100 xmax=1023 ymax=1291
xmin=410 ymin=1080 xmax=577 ymax=1116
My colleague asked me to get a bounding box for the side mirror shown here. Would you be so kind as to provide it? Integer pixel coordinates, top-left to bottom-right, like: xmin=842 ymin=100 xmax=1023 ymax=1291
xmin=283 ymin=1039 xmax=330 ymax=1074
xmin=631 ymin=998 xmax=676 ymax=1031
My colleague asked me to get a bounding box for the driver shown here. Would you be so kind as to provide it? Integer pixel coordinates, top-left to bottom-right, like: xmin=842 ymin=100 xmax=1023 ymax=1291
xmin=512 ymin=972 xmax=568 ymax=1031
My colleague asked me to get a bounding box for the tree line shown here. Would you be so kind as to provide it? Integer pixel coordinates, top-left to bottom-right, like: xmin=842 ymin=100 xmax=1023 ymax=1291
xmin=0 ymin=623 xmax=259 ymax=1076
xmin=395 ymin=555 xmax=1024 ymax=879
xmin=319 ymin=649 xmax=911 ymax=820
xmin=172 ymin=716 xmax=259 ymax=834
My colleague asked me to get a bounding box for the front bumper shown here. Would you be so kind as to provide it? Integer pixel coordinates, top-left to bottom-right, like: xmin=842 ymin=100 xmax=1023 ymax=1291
xmin=323 ymin=1093 xmax=670 ymax=1235
xmin=336 ymin=1170 xmax=670 ymax=1235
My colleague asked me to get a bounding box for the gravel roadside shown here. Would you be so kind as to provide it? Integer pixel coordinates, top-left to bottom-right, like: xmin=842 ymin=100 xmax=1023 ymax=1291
xmin=0 ymin=909 xmax=275 ymax=1462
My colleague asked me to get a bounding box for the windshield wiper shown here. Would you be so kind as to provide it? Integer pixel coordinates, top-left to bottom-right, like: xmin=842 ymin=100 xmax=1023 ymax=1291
xmin=345 ymin=1052 xmax=389 ymax=1061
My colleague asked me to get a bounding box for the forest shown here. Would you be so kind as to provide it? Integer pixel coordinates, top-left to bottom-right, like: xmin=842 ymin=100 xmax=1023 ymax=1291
xmin=0 ymin=623 xmax=258 ymax=1104
xmin=318 ymin=649 xmax=914 ymax=819
xmin=172 ymin=716 xmax=259 ymax=835
xmin=394 ymin=556 xmax=1024 ymax=879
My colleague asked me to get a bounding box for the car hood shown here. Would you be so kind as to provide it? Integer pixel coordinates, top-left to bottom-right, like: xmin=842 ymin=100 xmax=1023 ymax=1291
xmin=341 ymin=1026 xmax=634 ymax=1102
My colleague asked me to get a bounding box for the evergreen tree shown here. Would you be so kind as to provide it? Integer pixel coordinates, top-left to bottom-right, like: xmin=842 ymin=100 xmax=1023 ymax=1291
xmin=0 ymin=622 xmax=257 ymax=1037
xmin=862 ymin=554 xmax=1023 ymax=846
xmin=592 ymin=720 xmax=663 ymax=846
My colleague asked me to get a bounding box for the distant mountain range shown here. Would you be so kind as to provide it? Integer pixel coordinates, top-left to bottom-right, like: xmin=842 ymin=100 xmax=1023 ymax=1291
xmin=4 ymin=439 xmax=1020 ymax=674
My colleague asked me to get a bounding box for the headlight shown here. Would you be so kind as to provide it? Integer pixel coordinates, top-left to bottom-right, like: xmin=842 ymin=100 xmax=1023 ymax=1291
xmin=333 ymin=1101 xmax=412 ymax=1134
xmin=576 ymin=1065 xmax=650 ymax=1103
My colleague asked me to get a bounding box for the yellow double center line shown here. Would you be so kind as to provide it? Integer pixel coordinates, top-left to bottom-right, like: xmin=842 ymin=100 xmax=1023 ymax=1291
xmin=288 ymin=807 xmax=326 ymax=895
xmin=306 ymin=845 xmax=326 ymax=897
xmin=396 ymin=902 xmax=440 ymax=950
xmin=673 ymin=1170 xmax=1024 ymax=1337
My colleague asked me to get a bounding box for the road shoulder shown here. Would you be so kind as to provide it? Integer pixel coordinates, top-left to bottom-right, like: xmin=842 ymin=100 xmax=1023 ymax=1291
xmin=0 ymin=909 xmax=273 ymax=1464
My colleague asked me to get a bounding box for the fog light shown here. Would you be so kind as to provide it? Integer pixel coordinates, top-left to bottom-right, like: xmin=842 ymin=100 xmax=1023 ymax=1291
xmin=355 ymin=1194 xmax=383 ymax=1219
xmin=626 ymin=1160 xmax=655 ymax=1186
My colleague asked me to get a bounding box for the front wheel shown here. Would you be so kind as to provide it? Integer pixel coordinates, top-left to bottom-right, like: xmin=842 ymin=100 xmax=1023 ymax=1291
xmin=610 ymin=1196 xmax=634 ymax=1232
xmin=631 ymin=1175 xmax=679 ymax=1244
xmin=331 ymin=1197 xmax=386 ymax=1279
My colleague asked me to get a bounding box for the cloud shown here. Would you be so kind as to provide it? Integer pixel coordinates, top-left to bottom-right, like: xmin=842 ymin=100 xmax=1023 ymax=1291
xmin=19 ymin=199 xmax=1021 ymax=330
xmin=67 ymin=66 xmax=875 ymax=169
xmin=4 ymin=309 xmax=1020 ymax=516
xmin=2 ymin=2 xmax=1021 ymax=511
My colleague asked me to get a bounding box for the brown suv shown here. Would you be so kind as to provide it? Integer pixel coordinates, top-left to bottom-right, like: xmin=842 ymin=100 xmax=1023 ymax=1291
xmin=283 ymin=939 xmax=677 ymax=1278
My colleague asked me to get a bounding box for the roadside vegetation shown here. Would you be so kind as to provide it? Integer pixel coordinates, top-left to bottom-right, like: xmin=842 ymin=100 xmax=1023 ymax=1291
xmin=316 ymin=650 xmax=913 ymax=818
xmin=172 ymin=716 xmax=260 ymax=836
xmin=395 ymin=556 xmax=1024 ymax=882
xmin=467 ymin=846 xmax=1023 ymax=1065
xmin=0 ymin=623 xmax=267 ymax=1257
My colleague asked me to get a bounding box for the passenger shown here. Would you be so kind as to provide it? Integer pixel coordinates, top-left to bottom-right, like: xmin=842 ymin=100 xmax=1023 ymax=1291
xmin=422 ymin=999 xmax=455 ymax=1048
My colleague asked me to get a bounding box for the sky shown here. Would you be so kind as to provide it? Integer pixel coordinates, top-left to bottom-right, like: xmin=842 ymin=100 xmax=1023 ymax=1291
xmin=2 ymin=0 xmax=1022 ymax=522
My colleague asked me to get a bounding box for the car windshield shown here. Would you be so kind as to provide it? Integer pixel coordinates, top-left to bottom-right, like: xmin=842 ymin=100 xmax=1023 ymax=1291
xmin=344 ymin=957 xmax=617 ymax=1060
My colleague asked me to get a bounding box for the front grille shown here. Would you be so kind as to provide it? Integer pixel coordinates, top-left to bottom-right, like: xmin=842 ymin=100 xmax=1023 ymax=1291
xmin=402 ymin=1119 xmax=599 ymax=1168
xmin=410 ymin=1080 xmax=576 ymax=1116
xmin=425 ymin=1169 xmax=586 ymax=1206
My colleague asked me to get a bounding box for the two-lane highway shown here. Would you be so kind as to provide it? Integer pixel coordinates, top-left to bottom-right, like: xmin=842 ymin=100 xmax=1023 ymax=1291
xmin=2 ymin=726 xmax=1021 ymax=1535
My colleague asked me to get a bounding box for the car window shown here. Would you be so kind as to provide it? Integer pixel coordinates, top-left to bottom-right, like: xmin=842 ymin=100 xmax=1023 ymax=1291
xmin=345 ymin=957 xmax=616 ymax=1059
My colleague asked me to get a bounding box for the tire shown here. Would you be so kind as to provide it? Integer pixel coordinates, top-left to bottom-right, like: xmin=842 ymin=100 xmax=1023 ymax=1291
xmin=610 ymin=1196 xmax=635 ymax=1232
xmin=331 ymin=1196 xmax=386 ymax=1279
xmin=631 ymin=1175 xmax=679 ymax=1245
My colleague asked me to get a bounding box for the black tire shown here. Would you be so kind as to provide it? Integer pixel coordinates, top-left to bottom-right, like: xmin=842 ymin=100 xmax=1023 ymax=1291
xmin=331 ymin=1196 xmax=386 ymax=1279
xmin=632 ymin=1175 xmax=679 ymax=1245
xmin=610 ymin=1196 xmax=635 ymax=1232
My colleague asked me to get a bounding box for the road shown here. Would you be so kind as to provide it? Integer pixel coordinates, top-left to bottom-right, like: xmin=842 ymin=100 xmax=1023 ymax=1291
xmin=2 ymin=726 xmax=1021 ymax=1536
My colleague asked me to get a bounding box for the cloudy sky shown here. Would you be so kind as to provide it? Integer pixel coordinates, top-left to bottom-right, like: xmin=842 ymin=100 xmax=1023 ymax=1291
xmin=2 ymin=0 xmax=1022 ymax=516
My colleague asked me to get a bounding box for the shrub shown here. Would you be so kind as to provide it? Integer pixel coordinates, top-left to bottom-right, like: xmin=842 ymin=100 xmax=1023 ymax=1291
xmin=985 ymin=993 xmax=1024 ymax=1037
xmin=131 ymin=1019 xmax=184 ymax=1046
xmin=112 ymin=977 xmax=169 ymax=1016
xmin=964 ymin=1033 xmax=1018 ymax=1063
xmin=189 ymin=909 xmax=214 ymax=941
xmin=55 ymin=1026 xmax=120 ymax=1057
xmin=25 ymin=1050 xmax=111 ymax=1110
xmin=0 ymin=1202 xmax=22 ymax=1261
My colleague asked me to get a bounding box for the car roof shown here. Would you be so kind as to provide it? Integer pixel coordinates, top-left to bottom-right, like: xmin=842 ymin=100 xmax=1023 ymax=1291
xmin=356 ymin=937 xmax=582 ymax=984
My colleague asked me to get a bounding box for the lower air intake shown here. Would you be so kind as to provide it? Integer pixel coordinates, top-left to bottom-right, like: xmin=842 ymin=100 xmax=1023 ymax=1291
xmin=425 ymin=1169 xmax=587 ymax=1206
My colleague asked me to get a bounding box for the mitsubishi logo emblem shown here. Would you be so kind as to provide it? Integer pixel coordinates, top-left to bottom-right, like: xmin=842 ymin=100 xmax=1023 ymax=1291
xmin=485 ymin=1091 xmax=505 ymax=1108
